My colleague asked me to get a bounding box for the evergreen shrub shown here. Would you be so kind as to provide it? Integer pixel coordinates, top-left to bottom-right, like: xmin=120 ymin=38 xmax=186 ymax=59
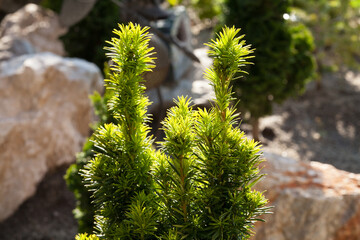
xmin=75 ymin=22 xmax=270 ymax=239
xmin=222 ymin=0 xmax=316 ymax=140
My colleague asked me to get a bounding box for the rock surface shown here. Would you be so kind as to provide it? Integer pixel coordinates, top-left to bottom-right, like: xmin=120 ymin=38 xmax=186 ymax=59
xmin=147 ymin=46 xmax=214 ymax=112
xmin=0 ymin=0 xmax=42 ymax=13
xmin=0 ymin=52 xmax=103 ymax=222
xmin=253 ymin=152 xmax=360 ymax=240
xmin=0 ymin=4 xmax=66 ymax=61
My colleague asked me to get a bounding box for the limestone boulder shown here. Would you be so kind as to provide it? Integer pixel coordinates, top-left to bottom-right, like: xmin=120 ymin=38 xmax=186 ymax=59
xmin=0 ymin=52 xmax=103 ymax=222
xmin=253 ymin=152 xmax=360 ymax=240
xmin=0 ymin=3 xmax=66 ymax=60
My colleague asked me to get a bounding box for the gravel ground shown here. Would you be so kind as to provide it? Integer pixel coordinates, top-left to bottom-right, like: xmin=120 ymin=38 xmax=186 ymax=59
xmin=260 ymin=71 xmax=360 ymax=173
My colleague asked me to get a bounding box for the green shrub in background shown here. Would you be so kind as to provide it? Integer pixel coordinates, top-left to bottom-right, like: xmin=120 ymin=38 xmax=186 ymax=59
xmin=293 ymin=0 xmax=360 ymax=73
xmin=41 ymin=0 xmax=63 ymax=12
xmin=75 ymin=22 xmax=269 ymax=239
xmin=291 ymin=0 xmax=360 ymax=90
xmin=41 ymin=0 xmax=119 ymax=69
xmin=191 ymin=0 xmax=224 ymax=20
xmin=222 ymin=0 xmax=316 ymax=141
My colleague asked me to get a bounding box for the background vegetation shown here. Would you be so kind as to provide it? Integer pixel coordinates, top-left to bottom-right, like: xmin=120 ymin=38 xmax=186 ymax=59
xmin=293 ymin=0 xmax=360 ymax=73
xmin=221 ymin=0 xmax=316 ymax=141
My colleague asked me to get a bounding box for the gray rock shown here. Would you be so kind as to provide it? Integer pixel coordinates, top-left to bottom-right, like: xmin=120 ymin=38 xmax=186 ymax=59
xmin=147 ymin=46 xmax=214 ymax=112
xmin=0 ymin=52 xmax=103 ymax=222
xmin=169 ymin=6 xmax=193 ymax=81
xmin=0 ymin=36 xmax=35 ymax=61
xmin=143 ymin=34 xmax=170 ymax=90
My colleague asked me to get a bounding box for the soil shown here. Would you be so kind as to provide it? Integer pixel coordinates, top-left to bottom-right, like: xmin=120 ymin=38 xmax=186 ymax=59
xmin=259 ymin=71 xmax=360 ymax=173
xmin=0 ymin=165 xmax=78 ymax=240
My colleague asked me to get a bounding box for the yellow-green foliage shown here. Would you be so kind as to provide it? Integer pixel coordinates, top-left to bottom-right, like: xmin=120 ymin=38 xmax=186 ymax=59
xmin=77 ymin=23 xmax=269 ymax=240
xmin=75 ymin=233 xmax=100 ymax=240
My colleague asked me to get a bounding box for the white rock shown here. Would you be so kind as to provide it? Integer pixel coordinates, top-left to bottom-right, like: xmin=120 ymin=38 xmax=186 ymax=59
xmin=0 ymin=52 xmax=103 ymax=222
xmin=0 ymin=4 xmax=66 ymax=59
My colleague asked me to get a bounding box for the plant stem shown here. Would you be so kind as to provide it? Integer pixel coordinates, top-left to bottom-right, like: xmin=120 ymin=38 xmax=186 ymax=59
xmin=251 ymin=116 xmax=260 ymax=142
xmin=178 ymin=154 xmax=188 ymax=223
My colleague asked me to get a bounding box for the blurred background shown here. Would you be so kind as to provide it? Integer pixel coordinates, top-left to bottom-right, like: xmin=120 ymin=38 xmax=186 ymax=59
xmin=0 ymin=0 xmax=359 ymax=239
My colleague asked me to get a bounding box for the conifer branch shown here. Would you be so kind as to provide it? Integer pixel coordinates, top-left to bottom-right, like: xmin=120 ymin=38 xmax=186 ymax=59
xmin=195 ymin=26 xmax=268 ymax=239
xmin=81 ymin=23 xmax=158 ymax=239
